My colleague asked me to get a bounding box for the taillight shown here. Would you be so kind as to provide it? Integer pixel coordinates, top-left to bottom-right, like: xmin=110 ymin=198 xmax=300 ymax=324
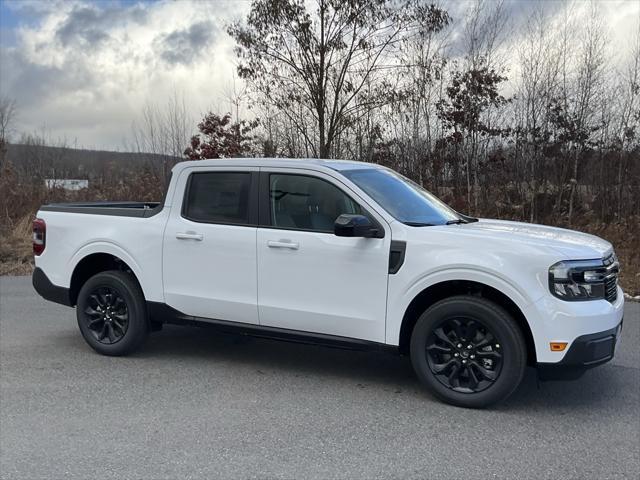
xmin=33 ymin=218 xmax=46 ymax=256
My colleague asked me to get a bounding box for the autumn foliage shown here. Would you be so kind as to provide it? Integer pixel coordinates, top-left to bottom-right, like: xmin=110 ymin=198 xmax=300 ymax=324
xmin=184 ymin=113 xmax=258 ymax=160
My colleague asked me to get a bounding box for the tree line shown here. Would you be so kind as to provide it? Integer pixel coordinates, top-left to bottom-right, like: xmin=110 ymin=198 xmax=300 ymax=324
xmin=211 ymin=0 xmax=638 ymax=227
xmin=1 ymin=0 xmax=639 ymax=229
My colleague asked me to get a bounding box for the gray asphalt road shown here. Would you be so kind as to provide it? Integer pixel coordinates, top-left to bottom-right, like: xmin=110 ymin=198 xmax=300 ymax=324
xmin=1 ymin=276 xmax=638 ymax=480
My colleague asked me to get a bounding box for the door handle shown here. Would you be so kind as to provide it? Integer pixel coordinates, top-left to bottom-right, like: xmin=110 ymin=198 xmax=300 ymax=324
xmin=267 ymin=240 xmax=299 ymax=250
xmin=176 ymin=232 xmax=204 ymax=241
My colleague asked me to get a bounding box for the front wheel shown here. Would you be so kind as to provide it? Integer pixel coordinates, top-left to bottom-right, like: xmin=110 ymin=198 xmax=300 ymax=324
xmin=76 ymin=270 xmax=148 ymax=356
xmin=410 ymin=295 xmax=527 ymax=408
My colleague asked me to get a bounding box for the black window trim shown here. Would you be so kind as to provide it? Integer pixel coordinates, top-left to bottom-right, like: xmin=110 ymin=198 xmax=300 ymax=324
xmin=181 ymin=170 xmax=259 ymax=227
xmin=258 ymin=171 xmax=384 ymax=237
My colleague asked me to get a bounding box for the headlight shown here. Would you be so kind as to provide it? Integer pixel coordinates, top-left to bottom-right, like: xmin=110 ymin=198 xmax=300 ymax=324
xmin=549 ymin=256 xmax=619 ymax=301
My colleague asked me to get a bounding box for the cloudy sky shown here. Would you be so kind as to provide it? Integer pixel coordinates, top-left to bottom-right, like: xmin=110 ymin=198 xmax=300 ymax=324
xmin=0 ymin=0 xmax=638 ymax=151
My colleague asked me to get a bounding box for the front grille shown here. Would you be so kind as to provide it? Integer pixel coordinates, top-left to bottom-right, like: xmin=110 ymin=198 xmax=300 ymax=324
xmin=603 ymin=253 xmax=619 ymax=303
xmin=605 ymin=276 xmax=618 ymax=303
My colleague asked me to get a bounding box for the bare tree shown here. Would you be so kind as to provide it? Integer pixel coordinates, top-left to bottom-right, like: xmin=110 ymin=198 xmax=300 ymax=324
xmin=130 ymin=89 xmax=193 ymax=182
xmin=613 ymin=23 xmax=640 ymax=219
xmin=564 ymin=2 xmax=608 ymax=225
xmin=222 ymin=74 xmax=249 ymax=124
xmin=452 ymin=0 xmax=511 ymax=212
xmin=514 ymin=3 xmax=563 ymax=222
xmin=229 ymin=0 xmax=449 ymax=159
xmin=373 ymin=2 xmax=451 ymax=182
xmin=461 ymin=0 xmax=509 ymax=70
xmin=0 ymin=95 xmax=17 ymax=172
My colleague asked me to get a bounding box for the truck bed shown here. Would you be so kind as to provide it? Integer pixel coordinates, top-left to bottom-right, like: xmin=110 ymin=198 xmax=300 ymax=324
xmin=39 ymin=201 xmax=163 ymax=218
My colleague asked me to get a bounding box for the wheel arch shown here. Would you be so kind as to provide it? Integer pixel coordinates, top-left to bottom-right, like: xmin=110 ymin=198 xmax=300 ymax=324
xmin=69 ymin=252 xmax=143 ymax=306
xmin=398 ymin=280 xmax=536 ymax=365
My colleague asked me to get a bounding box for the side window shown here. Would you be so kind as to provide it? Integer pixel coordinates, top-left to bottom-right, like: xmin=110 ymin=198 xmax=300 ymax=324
xmin=269 ymin=174 xmax=363 ymax=232
xmin=183 ymin=172 xmax=252 ymax=224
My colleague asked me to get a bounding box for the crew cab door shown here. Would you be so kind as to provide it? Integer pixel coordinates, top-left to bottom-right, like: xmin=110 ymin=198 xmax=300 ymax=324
xmin=162 ymin=167 xmax=259 ymax=324
xmin=256 ymin=169 xmax=390 ymax=342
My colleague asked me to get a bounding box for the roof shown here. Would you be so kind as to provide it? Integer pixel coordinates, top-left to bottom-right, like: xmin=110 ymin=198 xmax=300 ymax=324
xmin=172 ymin=157 xmax=382 ymax=173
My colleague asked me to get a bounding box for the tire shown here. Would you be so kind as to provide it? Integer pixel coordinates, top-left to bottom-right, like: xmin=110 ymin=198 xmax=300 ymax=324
xmin=410 ymin=295 xmax=526 ymax=408
xmin=76 ymin=270 xmax=148 ymax=356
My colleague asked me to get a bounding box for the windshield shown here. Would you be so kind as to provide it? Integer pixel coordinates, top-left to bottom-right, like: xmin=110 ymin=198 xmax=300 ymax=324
xmin=341 ymin=168 xmax=463 ymax=226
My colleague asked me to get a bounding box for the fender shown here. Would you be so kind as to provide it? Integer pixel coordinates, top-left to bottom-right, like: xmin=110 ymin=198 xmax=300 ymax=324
xmin=386 ymin=266 xmax=541 ymax=346
xmin=66 ymin=240 xmax=150 ymax=299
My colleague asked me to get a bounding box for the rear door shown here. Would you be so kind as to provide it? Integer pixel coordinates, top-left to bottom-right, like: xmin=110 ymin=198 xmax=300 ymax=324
xmin=162 ymin=166 xmax=259 ymax=324
xmin=256 ymin=169 xmax=390 ymax=342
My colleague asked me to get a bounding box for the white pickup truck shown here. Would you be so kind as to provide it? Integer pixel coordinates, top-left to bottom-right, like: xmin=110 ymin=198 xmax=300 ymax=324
xmin=32 ymin=158 xmax=624 ymax=407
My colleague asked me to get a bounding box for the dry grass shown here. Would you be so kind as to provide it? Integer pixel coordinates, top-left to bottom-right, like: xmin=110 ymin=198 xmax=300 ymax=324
xmin=0 ymin=215 xmax=33 ymax=275
xmin=0 ymin=260 xmax=33 ymax=276
xmin=0 ymin=214 xmax=34 ymax=275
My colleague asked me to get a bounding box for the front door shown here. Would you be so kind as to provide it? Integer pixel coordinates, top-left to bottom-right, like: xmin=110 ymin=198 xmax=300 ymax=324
xmin=163 ymin=167 xmax=259 ymax=324
xmin=256 ymin=170 xmax=390 ymax=342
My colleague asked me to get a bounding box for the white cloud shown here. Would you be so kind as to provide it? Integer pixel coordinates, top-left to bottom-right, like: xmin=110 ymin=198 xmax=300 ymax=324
xmin=0 ymin=0 xmax=637 ymax=150
xmin=0 ymin=0 xmax=250 ymax=149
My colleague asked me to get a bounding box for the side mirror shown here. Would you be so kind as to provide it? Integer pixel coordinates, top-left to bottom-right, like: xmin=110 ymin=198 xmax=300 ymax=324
xmin=334 ymin=214 xmax=380 ymax=238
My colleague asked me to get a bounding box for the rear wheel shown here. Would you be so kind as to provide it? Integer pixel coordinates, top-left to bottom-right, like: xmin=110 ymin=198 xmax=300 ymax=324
xmin=76 ymin=270 xmax=148 ymax=356
xmin=410 ymin=295 xmax=526 ymax=408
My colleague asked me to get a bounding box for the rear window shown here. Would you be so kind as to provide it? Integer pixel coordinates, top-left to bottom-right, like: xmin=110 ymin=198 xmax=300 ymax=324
xmin=183 ymin=172 xmax=251 ymax=224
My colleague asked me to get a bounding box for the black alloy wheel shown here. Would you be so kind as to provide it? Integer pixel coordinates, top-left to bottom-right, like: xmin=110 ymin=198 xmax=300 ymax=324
xmin=76 ymin=270 xmax=148 ymax=356
xmin=83 ymin=286 xmax=129 ymax=344
xmin=410 ymin=295 xmax=527 ymax=408
xmin=426 ymin=317 xmax=503 ymax=393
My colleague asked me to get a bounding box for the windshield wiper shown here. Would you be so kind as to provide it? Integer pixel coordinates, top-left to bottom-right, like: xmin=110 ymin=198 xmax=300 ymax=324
xmin=446 ymin=219 xmax=467 ymax=225
xmin=404 ymin=222 xmax=436 ymax=227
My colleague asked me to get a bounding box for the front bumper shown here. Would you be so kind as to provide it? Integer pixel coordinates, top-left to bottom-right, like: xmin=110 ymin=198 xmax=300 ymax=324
xmin=523 ymin=286 xmax=624 ymax=364
xmin=537 ymin=321 xmax=623 ymax=380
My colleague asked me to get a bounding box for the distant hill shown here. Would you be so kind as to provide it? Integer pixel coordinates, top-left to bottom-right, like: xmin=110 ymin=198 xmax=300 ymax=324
xmin=6 ymin=143 xmax=184 ymax=179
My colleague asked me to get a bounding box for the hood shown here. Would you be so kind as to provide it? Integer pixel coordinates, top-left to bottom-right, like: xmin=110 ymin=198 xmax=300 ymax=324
xmin=455 ymin=219 xmax=613 ymax=259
